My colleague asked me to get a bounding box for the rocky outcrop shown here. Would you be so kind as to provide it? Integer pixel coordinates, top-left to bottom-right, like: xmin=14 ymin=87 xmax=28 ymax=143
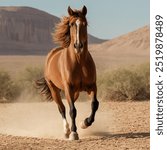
xmin=0 ymin=7 xmax=60 ymax=54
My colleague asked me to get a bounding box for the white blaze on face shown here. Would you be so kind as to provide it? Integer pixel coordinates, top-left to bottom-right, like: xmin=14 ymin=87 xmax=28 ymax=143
xmin=76 ymin=19 xmax=80 ymax=45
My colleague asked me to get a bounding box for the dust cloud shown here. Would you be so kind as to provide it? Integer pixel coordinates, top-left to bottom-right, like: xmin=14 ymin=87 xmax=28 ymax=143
xmin=0 ymin=101 xmax=113 ymax=139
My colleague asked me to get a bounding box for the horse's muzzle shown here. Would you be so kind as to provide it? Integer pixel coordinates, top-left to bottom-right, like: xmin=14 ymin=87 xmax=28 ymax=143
xmin=74 ymin=43 xmax=83 ymax=53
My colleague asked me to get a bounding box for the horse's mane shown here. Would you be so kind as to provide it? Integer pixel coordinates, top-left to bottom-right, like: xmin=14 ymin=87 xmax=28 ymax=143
xmin=52 ymin=16 xmax=70 ymax=48
xmin=52 ymin=10 xmax=87 ymax=48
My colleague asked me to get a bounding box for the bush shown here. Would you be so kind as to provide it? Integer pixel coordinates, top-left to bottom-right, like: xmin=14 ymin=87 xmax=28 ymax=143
xmin=97 ymin=63 xmax=150 ymax=101
xmin=0 ymin=71 xmax=21 ymax=102
xmin=135 ymin=63 xmax=150 ymax=99
xmin=17 ymin=66 xmax=44 ymax=101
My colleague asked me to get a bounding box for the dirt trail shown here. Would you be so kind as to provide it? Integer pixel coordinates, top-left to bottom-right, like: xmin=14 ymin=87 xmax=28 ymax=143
xmin=0 ymin=101 xmax=150 ymax=150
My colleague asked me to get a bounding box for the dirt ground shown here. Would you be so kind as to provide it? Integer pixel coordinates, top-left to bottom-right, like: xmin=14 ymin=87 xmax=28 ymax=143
xmin=0 ymin=101 xmax=150 ymax=150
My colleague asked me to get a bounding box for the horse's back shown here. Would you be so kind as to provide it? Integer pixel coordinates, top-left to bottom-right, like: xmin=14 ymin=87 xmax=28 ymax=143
xmin=45 ymin=47 xmax=63 ymax=66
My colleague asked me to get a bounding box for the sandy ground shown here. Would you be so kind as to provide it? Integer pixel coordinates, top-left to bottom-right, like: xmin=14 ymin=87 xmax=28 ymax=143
xmin=0 ymin=101 xmax=149 ymax=150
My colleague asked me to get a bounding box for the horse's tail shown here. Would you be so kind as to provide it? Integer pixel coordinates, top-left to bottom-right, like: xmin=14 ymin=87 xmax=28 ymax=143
xmin=34 ymin=77 xmax=52 ymax=101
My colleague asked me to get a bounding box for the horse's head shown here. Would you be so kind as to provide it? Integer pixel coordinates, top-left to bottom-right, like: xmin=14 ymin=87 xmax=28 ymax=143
xmin=68 ymin=6 xmax=88 ymax=54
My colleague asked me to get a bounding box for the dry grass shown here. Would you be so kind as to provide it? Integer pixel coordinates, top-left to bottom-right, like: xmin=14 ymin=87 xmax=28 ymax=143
xmin=0 ymin=70 xmax=20 ymax=102
xmin=97 ymin=63 xmax=150 ymax=101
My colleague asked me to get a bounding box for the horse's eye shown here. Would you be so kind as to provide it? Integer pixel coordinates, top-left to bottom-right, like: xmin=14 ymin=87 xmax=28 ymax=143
xmin=70 ymin=22 xmax=74 ymax=27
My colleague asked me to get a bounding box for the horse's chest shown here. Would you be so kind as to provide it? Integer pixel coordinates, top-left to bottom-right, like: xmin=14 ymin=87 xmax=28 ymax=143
xmin=72 ymin=66 xmax=88 ymax=80
xmin=71 ymin=68 xmax=94 ymax=90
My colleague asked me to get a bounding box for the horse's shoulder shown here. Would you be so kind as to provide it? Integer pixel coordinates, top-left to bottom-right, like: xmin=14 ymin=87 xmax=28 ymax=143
xmin=50 ymin=47 xmax=64 ymax=54
xmin=45 ymin=47 xmax=63 ymax=66
xmin=47 ymin=47 xmax=63 ymax=57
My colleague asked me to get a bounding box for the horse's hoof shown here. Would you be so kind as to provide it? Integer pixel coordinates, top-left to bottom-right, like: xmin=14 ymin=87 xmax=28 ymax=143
xmin=69 ymin=132 xmax=79 ymax=140
xmin=80 ymin=121 xmax=88 ymax=129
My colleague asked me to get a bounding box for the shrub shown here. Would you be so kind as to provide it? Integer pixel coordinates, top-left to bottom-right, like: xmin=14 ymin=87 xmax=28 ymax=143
xmin=0 ymin=70 xmax=21 ymax=102
xmin=97 ymin=63 xmax=150 ymax=101
xmin=111 ymin=69 xmax=143 ymax=100
xmin=17 ymin=66 xmax=44 ymax=101
xmin=135 ymin=63 xmax=150 ymax=99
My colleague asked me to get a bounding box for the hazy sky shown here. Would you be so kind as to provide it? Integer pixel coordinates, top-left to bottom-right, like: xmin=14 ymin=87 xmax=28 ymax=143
xmin=0 ymin=0 xmax=149 ymax=39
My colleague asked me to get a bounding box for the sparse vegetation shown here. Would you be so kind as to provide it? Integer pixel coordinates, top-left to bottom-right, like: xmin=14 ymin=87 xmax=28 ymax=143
xmin=16 ymin=66 xmax=44 ymax=102
xmin=18 ymin=66 xmax=43 ymax=94
xmin=0 ymin=63 xmax=150 ymax=102
xmin=0 ymin=70 xmax=21 ymax=102
xmin=97 ymin=63 xmax=150 ymax=101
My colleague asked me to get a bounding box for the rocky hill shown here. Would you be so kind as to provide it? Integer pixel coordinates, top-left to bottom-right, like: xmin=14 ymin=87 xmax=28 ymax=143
xmin=0 ymin=6 xmax=105 ymax=55
xmin=89 ymin=26 xmax=150 ymax=69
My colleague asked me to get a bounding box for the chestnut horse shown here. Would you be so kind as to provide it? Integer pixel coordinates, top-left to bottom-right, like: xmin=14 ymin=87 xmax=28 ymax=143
xmin=36 ymin=6 xmax=99 ymax=140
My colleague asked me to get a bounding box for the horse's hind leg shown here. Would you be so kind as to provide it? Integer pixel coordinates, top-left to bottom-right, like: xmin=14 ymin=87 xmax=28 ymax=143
xmin=81 ymin=84 xmax=99 ymax=129
xmin=46 ymin=80 xmax=70 ymax=139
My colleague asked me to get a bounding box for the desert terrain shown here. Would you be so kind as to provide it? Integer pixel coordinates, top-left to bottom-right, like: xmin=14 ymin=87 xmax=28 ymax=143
xmin=0 ymin=30 xmax=150 ymax=149
xmin=0 ymin=101 xmax=149 ymax=150
xmin=0 ymin=6 xmax=150 ymax=149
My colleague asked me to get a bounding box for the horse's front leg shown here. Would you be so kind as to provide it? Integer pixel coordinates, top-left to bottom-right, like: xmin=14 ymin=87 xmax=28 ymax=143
xmin=81 ymin=84 xmax=99 ymax=129
xmin=65 ymin=86 xmax=79 ymax=140
xmin=46 ymin=80 xmax=70 ymax=139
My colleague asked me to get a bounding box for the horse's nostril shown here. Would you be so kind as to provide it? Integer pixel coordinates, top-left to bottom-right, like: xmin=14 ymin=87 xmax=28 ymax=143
xmin=79 ymin=43 xmax=83 ymax=48
xmin=74 ymin=43 xmax=83 ymax=49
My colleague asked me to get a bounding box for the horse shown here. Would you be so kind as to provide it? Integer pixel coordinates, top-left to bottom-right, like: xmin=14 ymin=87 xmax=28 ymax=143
xmin=36 ymin=6 xmax=99 ymax=140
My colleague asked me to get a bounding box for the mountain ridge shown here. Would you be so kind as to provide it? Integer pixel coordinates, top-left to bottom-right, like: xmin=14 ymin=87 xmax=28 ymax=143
xmin=0 ymin=6 xmax=105 ymax=55
xmin=89 ymin=26 xmax=150 ymax=69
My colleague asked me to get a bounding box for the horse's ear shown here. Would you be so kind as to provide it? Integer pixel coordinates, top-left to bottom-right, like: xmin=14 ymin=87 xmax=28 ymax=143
xmin=82 ymin=5 xmax=87 ymax=16
xmin=68 ymin=6 xmax=74 ymax=16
